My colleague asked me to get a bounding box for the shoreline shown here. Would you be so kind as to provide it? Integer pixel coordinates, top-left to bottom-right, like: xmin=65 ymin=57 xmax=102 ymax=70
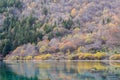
xmin=3 ymin=52 xmax=120 ymax=61
xmin=3 ymin=60 xmax=120 ymax=62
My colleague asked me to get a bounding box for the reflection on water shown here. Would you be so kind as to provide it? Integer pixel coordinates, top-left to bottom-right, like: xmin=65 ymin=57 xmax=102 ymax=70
xmin=0 ymin=61 xmax=120 ymax=80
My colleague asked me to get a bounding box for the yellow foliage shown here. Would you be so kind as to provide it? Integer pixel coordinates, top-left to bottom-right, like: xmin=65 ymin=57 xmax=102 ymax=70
xmin=66 ymin=35 xmax=73 ymax=39
xmin=76 ymin=47 xmax=81 ymax=54
xmin=11 ymin=56 xmax=19 ymax=60
xmin=24 ymin=56 xmax=33 ymax=60
xmin=77 ymin=53 xmax=93 ymax=60
xmin=110 ymin=54 xmax=120 ymax=60
xmin=94 ymin=52 xmax=107 ymax=60
xmin=67 ymin=55 xmax=73 ymax=60
xmin=59 ymin=43 xmax=64 ymax=51
xmin=34 ymin=54 xmax=52 ymax=60
xmin=73 ymin=27 xmax=80 ymax=34
xmin=77 ymin=52 xmax=107 ymax=60
xmin=84 ymin=34 xmax=93 ymax=43
xmin=66 ymin=49 xmax=70 ymax=56
xmin=39 ymin=46 xmax=48 ymax=53
xmin=73 ymin=34 xmax=80 ymax=38
xmin=74 ymin=27 xmax=80 ymax=31
xmin=10 ymin=56 xmax=28 ymax=60
xmin=101 ymin=36 xmax=107 ymax=41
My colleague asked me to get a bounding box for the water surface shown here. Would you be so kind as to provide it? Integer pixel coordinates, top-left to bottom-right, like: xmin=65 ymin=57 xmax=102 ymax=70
xmin=0 ymin=61 xmax=120 ymax=80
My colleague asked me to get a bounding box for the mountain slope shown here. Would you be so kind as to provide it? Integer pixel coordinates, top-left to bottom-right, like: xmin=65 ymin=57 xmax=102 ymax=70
xmin=0 ymin=0 xmax=120 ymax=60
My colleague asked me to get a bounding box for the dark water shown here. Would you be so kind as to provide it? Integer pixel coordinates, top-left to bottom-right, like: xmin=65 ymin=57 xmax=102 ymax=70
xmin=0 ymin=61 xmax=120 ymax=80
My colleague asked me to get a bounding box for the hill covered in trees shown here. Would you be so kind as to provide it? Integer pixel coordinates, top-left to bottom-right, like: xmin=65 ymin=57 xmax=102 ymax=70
xmin=0 ymin=0 xmax=120 ymax=60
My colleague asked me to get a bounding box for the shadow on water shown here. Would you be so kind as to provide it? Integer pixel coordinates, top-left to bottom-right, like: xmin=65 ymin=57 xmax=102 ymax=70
xmin=0 ymin=61 xmax=39 ymax=80
xmin=0 ymin=61 xmax=120 ymax=80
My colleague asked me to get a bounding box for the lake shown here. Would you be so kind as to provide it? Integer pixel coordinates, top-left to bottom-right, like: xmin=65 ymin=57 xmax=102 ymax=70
xmin=0 ymin=61 xmax=120 ymax=80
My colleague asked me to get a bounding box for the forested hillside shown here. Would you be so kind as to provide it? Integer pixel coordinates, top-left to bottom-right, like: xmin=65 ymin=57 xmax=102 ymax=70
xmin=0 ymin=0 xmax=120 ymax=60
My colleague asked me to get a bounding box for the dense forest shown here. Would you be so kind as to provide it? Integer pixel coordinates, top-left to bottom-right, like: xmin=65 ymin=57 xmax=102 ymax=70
xmin=0 ymin=0 xmax=120 ymax=60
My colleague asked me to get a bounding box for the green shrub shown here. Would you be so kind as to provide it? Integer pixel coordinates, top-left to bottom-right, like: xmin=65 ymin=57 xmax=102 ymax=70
xmin=42 ymin=7 xmax=48 ymax=16
xmin=44 ymin=24 xmax=53 ymax=34
xmin=62 ymin=18 xmax=73 ymax=30
xmin=0 ymin=0 xmax=22 ymax=13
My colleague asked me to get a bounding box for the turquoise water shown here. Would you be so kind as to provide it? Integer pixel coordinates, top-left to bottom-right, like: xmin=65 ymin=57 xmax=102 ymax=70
xmin=0 ymin=61 xmax=120 ymax=80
